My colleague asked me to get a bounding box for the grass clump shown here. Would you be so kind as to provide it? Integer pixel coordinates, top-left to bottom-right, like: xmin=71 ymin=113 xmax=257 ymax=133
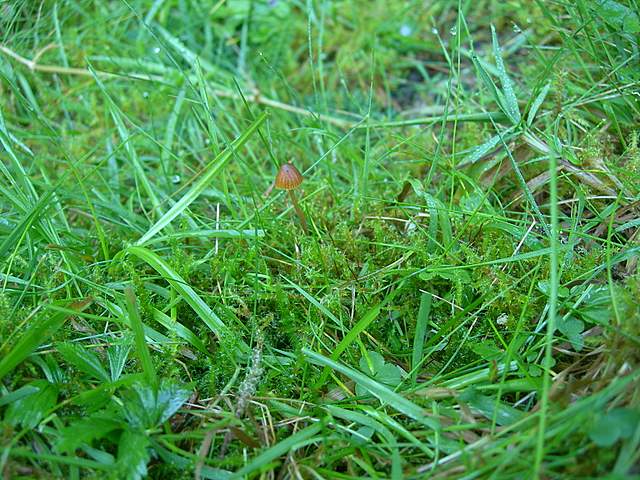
xmin=1 ymin=0 xmax=639 ymax=478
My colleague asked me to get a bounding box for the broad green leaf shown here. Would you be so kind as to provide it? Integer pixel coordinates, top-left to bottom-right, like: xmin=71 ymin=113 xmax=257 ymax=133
xmin=108 ymin=343 xmax=132 ymax=382
xmin=58 ymin=342 xmax=110 ymax=382
xmin=579 ymin=286 xmax=612 ymax=325
xmin=357 ymin=351 xmax=403 ymax=398
xmin=120 ymin=381 xmax=191 ymax=429
xmin=557 ymin=316 xmax=585 ymax=351
xmin=0 ymin=384 xmax=39 ymax=407
xmin=117 ymin=429 xmax=151 ymax=480
xmin=589 ymin=408 xmax=640 ymax=447
xmin=5 ymin=380 xmax=58 ymax=429
xmin=56 ymin=416 xmax=123 ymax=453
xmin=595 ymin=0 xmax=640 ymax=32
xmin=470 ymin=343 xmax=503 ymax=361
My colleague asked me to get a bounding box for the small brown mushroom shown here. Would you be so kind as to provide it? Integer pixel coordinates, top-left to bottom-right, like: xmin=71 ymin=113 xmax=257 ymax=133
xmin=275 ymin=163 xmax=308 ymax=233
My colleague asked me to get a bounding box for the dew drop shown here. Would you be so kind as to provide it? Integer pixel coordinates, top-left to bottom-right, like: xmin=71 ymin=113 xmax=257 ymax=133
xmin=153 ymin=47 xmax=161 ymax=54
xmin=171 ymin=175 xmax=181 ymax=184
xmin=400 ymin=24 xmax=412 ymax=37
xmin=449 ymin=25 xmax=457 ymax=36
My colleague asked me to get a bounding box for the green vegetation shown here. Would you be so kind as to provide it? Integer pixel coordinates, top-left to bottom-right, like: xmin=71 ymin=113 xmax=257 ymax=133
xmin=1 ymin=0 xmax=639 ymax=478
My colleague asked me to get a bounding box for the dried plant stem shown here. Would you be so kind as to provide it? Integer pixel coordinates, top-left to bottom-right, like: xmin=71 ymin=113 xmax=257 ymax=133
xmin=0 ymin=44 xmax=355 ymax=128
xmin=1 ymin=45 xmax=499 ymax=130
xmin=289 ymin=190 xmax=308 ymax=234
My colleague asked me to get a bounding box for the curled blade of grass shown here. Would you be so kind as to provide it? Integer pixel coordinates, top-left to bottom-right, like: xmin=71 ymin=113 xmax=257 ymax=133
xmin=154 ymin=25 xmax=233 ymax=81
xmin=135 ymin=111 xmax=267 ymax=246
xmin=160 ymin=84 xmax=187 ymax=187
xmin=325 ymin=405 xmax=405 ymax=473
xmin=471 ymin=52 xmax=512 ymax=124
xmin=304 ymin=348 xmax=440 ymax=431
xmin=365 ymin=407 xmax=435 ymax=457
xmin=9 ymin=449 xmax=115 ymax=470
xmin=0 ymin=189 xmax=53 ymax=261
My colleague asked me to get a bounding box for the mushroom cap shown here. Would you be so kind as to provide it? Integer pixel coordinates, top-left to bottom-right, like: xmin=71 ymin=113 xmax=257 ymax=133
xmin=275 ymin=163 xmax=304 ymax=190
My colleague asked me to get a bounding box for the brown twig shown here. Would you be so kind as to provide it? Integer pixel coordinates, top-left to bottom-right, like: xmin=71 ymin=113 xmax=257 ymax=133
xmin=0 ymin=44 xmax=356 ymax=128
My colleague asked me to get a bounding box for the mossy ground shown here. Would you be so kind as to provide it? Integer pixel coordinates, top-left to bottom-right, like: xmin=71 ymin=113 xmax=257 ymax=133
xmin=1 ymin=0 xmax=639 ymax=478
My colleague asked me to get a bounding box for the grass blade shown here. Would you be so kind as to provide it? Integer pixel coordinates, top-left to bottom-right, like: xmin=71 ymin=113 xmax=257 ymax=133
xmin=491 ymin=25 xmax=521 ymax=124
xmin=135 ymin=111 xmax=268 ymax=245
xmin=313 ymin=289 xmax=401 ymax=389
xmin=282 ymin=275 xmax=341 ymax=327
xmin=124 ymin=286 xmax=158 ymax=389
xmin=527 ymin=82 xmax=551 ymax=126
xmin=412 ymin=293 xmax=432 ymax=385
xmin=124 ymin=246 xmax=246 ymax=351
xmin=304 ymin=348 xmax=439 ymax=430
xmin=0 ymin=299 xmax=92 ymax=381
xmin=232 ymin=421 xmax=324 ymax=478
xmin=457 ymin=127 xmax=517 ymax=168
xmin=152 ymin=308 xmax=209 ymax=356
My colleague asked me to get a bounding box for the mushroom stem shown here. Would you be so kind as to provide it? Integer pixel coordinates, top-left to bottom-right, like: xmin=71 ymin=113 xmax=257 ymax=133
xmin=288 ymin=190 xmax=308 ymax=234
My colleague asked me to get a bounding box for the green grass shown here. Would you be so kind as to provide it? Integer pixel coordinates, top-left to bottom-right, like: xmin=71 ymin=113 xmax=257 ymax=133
xmin=1 ymin=0 xmax=639 ymax=478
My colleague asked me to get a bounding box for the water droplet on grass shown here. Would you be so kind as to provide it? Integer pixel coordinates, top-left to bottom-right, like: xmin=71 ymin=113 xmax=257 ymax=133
xmin=400 ymin=24 xmax=412 ymax=37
